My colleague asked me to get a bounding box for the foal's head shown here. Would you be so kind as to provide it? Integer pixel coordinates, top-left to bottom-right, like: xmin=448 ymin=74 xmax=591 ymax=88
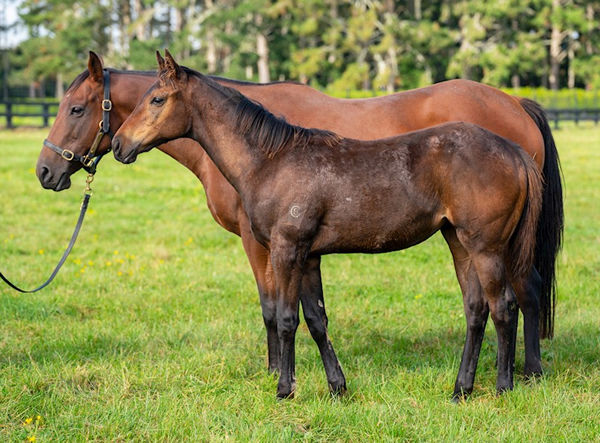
xmin=112 ymin=51 xmax=191 ymax=164
xmin=36 ymin=52 xmax=115 ymax=190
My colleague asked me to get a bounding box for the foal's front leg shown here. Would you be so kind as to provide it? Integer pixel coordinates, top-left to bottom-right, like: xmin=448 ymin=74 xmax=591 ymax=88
xmin=270 ymin=241 xmax=306 ymax=399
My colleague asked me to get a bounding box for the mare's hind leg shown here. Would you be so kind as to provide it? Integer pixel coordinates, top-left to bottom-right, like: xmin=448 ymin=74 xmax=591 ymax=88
xmin=300 ymin=257 xmax=346 ymax=395
xmin=442 ymin=226 xmax=489 ymax=400
xmin=240 ymin=227 xmax=280 ymax=373
xmin=515 ymin=267 xmax=543 ymax=378
xmin=470 ymin=251 xmax=519 ymax=394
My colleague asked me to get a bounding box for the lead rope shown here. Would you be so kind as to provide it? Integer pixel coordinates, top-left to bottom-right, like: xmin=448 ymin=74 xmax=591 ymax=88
xmin=0 ymin=172 xmax=96 ymax=293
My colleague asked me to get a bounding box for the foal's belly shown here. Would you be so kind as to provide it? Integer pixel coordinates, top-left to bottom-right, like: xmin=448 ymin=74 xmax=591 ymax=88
xmin=310 ymin=210 xmax=444 ymax=255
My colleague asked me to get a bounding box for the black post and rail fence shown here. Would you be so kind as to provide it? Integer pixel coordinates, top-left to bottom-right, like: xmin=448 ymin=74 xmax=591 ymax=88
xmin=1 ymin=100 xmax=600 ymax=130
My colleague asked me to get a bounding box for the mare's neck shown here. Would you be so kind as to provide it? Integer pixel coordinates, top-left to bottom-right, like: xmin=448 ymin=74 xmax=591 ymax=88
xmin=187 ymin=74 xmax=264 ymax=192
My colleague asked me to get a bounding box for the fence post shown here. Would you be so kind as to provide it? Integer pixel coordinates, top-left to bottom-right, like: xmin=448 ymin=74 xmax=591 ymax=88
xmin=5 ymin=102 xmax=12 ymax=129
xmin=42 ymin=103 xmax=50 ymax=127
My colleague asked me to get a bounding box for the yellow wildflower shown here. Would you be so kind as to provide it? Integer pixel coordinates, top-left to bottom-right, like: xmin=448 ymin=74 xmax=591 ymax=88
xmin=38 ymin=249 xmax=44 ymax=255
xmin=105 ymin=261 xmax=112 ymax=267
xmin=415 ymin=294 xmax=423 ymax=300
xmin=27 ymin=436 xmax=36 ymax=442
xmin=23 ymin=417 xmax=33 ymax=426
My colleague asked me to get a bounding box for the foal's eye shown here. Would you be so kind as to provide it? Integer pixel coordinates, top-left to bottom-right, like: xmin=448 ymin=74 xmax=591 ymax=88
xmin=151 ymin=96 xmax=165 ymax=106
xmin=70 ymin=106 xmax=84 ymax=115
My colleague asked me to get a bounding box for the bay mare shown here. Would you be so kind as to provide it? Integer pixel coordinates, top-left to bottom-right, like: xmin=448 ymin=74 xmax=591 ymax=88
xmin=37 ymin=52 xmax=561 ymax=390
xmin=111 ymin=52 xmax=544 ymax=399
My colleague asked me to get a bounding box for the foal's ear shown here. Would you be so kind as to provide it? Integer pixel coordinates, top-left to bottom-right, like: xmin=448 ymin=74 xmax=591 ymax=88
xmin=156 ymin=50 xmax=166 ymax=72
xmin=162 ymin=49 xmax=182 ymax=82
xmin=87 ymin=51 xmax=104 ymax=84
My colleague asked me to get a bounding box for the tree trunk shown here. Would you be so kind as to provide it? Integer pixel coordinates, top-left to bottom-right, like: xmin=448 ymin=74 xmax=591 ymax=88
xmin=256 ymin=15 xmax=270 ymax=83
xmin=134 ymin=0 xmax=146 ymax=41
xmin=55 ymin=72 xmax=64 ymax=99
xmin=567 ymin=45 xmax=575 ymax=89
xmin=118 ymin=0 xmax=131 ymax=61
xmin=511 ymin=74 xmax=520 ymax=89
xmin=549 ymin=0 xmax=563 ymax=90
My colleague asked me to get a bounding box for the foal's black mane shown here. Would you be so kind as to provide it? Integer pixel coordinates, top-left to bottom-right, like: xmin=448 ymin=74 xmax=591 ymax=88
xmin=181 ymin=66 xmax=341 ymax=159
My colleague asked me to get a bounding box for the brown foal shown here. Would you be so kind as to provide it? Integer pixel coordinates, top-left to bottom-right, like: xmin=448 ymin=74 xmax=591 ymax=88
xmin=111 ymin=52 xmax=544 ymax=399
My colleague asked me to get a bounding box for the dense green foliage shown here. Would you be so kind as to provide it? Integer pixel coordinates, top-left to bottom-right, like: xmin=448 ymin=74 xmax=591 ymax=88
xmin=4 ymin=0 xmax=600 ymax=96
xmin=0 ymin=126 xmax=598 ymax=439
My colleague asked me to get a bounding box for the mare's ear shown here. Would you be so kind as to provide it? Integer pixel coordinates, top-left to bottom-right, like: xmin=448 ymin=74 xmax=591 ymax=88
xmin=87 ymin=51 xmax=104 ymax=83
xmin=162 ymin=49 xmax=183 ymax=82
xmin=156 ymin=50 xmax=166 ymax=72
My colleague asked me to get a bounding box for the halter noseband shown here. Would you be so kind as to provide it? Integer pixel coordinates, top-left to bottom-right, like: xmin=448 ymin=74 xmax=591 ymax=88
xmin=43 ymin=69 xmax=113 ymax=174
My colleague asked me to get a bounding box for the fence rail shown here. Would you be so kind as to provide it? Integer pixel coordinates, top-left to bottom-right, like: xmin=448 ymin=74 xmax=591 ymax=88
xmin=1 ymin=101 xmax=599 ymax=130
xmin=0 ymin=101 xmax=60 ymax=128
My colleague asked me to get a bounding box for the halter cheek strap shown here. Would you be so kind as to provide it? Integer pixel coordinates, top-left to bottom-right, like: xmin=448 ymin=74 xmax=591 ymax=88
xmin=43 ymin=68 xmax=113 ymax=174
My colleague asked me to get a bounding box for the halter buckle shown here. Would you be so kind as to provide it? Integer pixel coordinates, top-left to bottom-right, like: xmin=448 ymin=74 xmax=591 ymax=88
xmin=61 ymin=150 xmax=75 ymax=161
xmin=82 ymin=156 xmax=95 ymax=168
xmin=102 ymin=99 xmax=112 ymax=111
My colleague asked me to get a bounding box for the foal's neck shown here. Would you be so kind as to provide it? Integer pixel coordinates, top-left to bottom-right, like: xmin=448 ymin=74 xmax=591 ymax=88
xmin=187 ymin=74 xmax=265 ymax=191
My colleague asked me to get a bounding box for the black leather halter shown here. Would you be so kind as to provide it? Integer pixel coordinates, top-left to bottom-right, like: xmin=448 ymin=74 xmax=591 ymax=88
xmin=43 ymin=69 xmax=113 ymax=174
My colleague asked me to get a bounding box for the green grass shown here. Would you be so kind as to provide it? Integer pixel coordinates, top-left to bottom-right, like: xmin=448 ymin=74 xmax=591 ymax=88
xmin=0 ymin=125 xmax=598 ymax=440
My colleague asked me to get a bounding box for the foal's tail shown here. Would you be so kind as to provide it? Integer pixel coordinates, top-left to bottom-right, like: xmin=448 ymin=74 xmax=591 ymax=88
xmin=508 ymin=147 xmax=544 ymax=303
xmin=518 ymin=98 xmax=563 ymax=338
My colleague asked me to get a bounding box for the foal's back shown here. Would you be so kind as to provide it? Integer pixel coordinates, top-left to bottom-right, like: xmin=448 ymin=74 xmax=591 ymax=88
xmin=256 ymin=122 xmax=529 ymax=256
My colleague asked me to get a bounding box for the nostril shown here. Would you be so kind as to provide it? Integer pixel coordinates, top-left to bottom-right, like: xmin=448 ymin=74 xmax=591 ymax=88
xmin=40 ymin=166 xmax=50 ymax=181
xmin=112 ymin=138 xmax=121 ymax=156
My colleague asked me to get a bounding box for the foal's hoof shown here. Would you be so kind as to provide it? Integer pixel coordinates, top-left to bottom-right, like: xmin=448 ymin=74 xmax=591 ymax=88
xmin=451 ymin=390 xmax=470 ymax=404
xmin=276 ymin=389 xmax=295 ymax=400
xmin=276 ymin=381 xmax=296 ymax=400
xmin=523 ymin=364 xmax=543 ymax=380
xmin=496 ymin=384 xmax=514 ymax=395
xmin=329 ymin=380 xmax=347 ymax=397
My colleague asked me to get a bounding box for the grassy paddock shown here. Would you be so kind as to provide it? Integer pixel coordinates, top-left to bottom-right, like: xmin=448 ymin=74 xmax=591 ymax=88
xmin=0 ymin=125 xmax=598 ymax=440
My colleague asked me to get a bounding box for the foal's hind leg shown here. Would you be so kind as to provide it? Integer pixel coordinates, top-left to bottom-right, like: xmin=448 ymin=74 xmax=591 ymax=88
xmin=442 ymin=227 xmax=489 ymax=400
xmin=471 ymin=251 xmax=518 ymax=394
xmin=514 ymin=267 xmax=543 ymax=378
xmin=300 ymin=257 xmax=346 ymax=395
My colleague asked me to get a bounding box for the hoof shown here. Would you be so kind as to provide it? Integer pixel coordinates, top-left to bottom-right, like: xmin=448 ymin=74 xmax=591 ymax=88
xmin=277 ymin=380 xmax=295 ymax=400
xmin=276 ymin=389 xmax=295 ymax=400
xmin=329 ymin=380 xmax=347 ymax=397
xmin=523 ymin=364 xmax=543 ymax=380
xmin=451 ymin=390 xmax=471 ymax=403
xmin=496 ymin=384 xmax=514 ymax=395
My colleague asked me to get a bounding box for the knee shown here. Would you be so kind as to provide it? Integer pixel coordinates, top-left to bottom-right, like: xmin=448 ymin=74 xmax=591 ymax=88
xmin=277 ymin=310 xmax=299 ymax=336
xmin=260 ymin=296 xmax=278 ymax=327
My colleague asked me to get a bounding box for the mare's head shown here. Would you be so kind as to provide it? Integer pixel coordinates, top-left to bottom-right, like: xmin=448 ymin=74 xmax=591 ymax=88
xmin=112 ymin=50 xmax=191 ymax=164
xmin=37 ymin=52 xmax=117 ymax=190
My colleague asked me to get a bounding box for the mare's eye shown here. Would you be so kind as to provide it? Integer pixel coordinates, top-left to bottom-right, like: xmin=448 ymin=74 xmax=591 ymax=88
xmin=151 ymin=96 xmax=165 ymax=106
xmin=70 ymin=106 xmax=84 ymax=115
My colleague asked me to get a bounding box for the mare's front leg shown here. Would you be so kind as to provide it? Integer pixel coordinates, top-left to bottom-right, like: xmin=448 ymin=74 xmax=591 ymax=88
xmin=301 ymin=257 xmax=346 ymax=395
xmin=270 ymin=240 xmax=306 ymax=399
xmin=240 ymin=223 xmax=279 ymax=373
